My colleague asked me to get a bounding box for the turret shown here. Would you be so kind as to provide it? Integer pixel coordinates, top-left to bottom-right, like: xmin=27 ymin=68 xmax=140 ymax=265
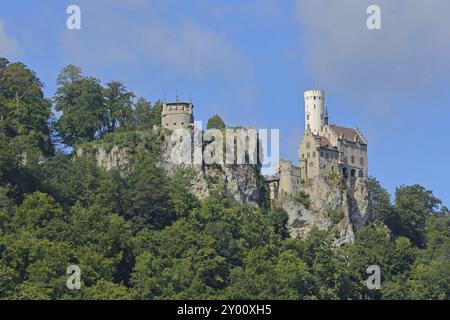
xmin=161 ymin=100 xmax=194 ymax=129
xmin=304 ymin=89 xmax=326 ymax=135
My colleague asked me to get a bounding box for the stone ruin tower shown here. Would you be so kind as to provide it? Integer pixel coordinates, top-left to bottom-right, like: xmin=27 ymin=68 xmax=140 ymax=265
xmin=161 ymin=99 xmax=194 ymax=130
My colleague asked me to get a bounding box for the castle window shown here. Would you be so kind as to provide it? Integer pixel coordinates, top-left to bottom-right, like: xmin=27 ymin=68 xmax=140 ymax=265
xmin=351 ymin=155 xmax=355 ymax=164
xmin=360 ymin=157 xmax=364 ymax=165
xmin=358 ymin=170 xmax=364 ymax=178
xmin=342 ymin=167 xmax=348 ymax=178
xmin=351 ymin=169 xmax=356 ymax=177
xmin=306 ymin=114 xmax=310 ymax=120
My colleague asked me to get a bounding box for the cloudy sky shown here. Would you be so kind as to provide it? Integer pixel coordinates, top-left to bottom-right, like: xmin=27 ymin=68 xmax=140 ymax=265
xmin=1 ymin=0 xmax=449 ymax=205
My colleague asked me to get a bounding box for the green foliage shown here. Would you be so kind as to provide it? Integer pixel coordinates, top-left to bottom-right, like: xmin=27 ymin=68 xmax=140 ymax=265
xmin=329 ymin=208 xmax=344 ymax=224
xmin=367 ymin=177 xmax=393 ymax=224
xmin=54 ymin=66 xmax=106 ymax=146
xmin=103 ymin=81 xmax=135 ymax=132
xmin=325 ymin=170 xmax=341 ymax=187
xmin=293 ymin=190 xmax=311 ymax=209
xmin=0 ymin=60 xmax=53 ymax=155
xmin=206 ymin=115 xmax=226 ymax=130
xmin=392 ymin=185 xmax=442 ymax=247
xmin=131 ymin=98 xmax=162 ymax=130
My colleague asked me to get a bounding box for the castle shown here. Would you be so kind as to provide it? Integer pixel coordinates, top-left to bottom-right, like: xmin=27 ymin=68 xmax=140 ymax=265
xmin=267 ymin=89 xmax=368 ymax=198
xmin=160 ymin=90 xmax=368 ymax=200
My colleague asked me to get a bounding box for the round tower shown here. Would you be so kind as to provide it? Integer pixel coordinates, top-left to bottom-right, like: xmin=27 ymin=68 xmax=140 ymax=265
xmin=304 ymin=89 xmax=326 ymax=135
xmin=161 ymin=101 xmax=194 ymax=129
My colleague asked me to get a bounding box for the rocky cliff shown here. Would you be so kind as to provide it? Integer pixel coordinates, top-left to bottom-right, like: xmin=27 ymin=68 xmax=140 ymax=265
xmin=278 ymin=176 xmax=371 ymax=246
xmin=76 ymin=129 xmax=264 ymax=206
xmin=76 ymin=129 xmax=370 ymax=245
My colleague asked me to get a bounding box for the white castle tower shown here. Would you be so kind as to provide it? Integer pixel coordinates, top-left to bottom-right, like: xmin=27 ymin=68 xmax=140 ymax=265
xmin=304 ymin=89 xmax=328 ymax=135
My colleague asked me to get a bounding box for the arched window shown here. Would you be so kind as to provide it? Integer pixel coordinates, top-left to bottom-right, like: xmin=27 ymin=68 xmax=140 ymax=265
xmin=342 ymin=167 xmax=348 ymax=178
xmin=351 ymin=169 xmax=356 ymax=177
xmin=358 ymin=170 xmax=364 ymax=178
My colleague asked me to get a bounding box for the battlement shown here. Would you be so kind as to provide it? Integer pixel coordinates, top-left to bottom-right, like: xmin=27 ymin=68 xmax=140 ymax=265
xmin=304 ymin=89 xmax=325 ymax=100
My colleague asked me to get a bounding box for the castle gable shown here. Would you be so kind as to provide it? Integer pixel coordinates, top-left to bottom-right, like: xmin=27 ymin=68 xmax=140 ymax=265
xmin=330 ymin=125 xmax=366 ymax=145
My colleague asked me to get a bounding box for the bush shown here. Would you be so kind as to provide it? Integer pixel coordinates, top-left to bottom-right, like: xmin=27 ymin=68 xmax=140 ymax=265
xmin=293 ymin=191 xmax=311 ymax=209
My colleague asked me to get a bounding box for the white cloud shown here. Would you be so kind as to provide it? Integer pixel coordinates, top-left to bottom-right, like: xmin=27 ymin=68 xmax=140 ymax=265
xmin=60 ymin=1 xmax=254 ymax=89
xmin=0 ymin=20 xmax=21 ymax=58
xmin=295 ymin=0 xmax=450 ymax=113
xmin=59 ymin=0 xmax=258 ymax=108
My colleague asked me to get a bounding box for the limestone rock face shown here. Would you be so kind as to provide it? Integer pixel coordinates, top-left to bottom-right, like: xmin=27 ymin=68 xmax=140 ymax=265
xmin=158 ymin=131 xmax=262 ymax=205
xmin=77 ymin=130 xmax=263 ymax=206
xmin=76 ymin=146 xmax=132 ymax=171
xmin=280 ymin=176 xmax=371 ymax=246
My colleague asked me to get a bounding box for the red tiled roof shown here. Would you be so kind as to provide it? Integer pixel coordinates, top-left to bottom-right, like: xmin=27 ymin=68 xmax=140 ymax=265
xmin=330 ymin=125 xmax=366 ymax=145
xmin=319 ymin=136 xmax=338 ymax=151
xmin=320 ymin=136 xmax=332 ymax=147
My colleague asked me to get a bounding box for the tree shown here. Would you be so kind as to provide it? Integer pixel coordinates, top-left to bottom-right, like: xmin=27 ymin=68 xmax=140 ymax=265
xmin=103 ymin=81 xmax=134 ymax=131
xmin=54 ymin=65 xmax=106 ymax=146
xmin=393 ymin=185 xmax=442 ymax=247
xmin=367 ymin=177 xmax=393 ymax=224
xmin=131 ymin=98 xmax=162 ymax=130
xmin=122 ymin=151 xmax=174 ymax=231
xmin=83 ymin=280 xmax=132 ymax=300
xmin=0 ymin=61 xmax=53 ymax=155
xmin=207 ymin=115 xmax=226 ymax=130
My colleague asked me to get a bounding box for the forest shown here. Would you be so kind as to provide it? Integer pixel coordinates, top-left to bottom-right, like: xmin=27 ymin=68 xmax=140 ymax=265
xmin=0 ymin=58 xmax=448 ymax=300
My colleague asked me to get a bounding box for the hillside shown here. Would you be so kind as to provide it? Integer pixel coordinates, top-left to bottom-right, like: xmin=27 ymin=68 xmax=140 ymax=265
xmin=0 ymin=59 xmax=448 ymax=300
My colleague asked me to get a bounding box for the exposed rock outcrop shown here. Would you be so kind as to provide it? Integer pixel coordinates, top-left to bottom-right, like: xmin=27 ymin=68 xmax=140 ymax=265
xmin=76 ymin=128 xmax=370 ymax=245
xmin=278 ymin=176 xmax=371 ymax=246
xmin=157 ymin=129 xmax=263 ymax=205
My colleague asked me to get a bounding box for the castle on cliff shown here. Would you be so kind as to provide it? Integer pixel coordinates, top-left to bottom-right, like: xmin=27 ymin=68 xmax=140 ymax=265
xmin=159 ymin=90 xmax=368 ymax=201
xmin=267 ymin=89 xmax=368 ymax=199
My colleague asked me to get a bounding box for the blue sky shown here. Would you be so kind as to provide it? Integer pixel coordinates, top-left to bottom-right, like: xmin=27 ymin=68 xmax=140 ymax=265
xmin=1 ymin=0 xmax=449 ymax=206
